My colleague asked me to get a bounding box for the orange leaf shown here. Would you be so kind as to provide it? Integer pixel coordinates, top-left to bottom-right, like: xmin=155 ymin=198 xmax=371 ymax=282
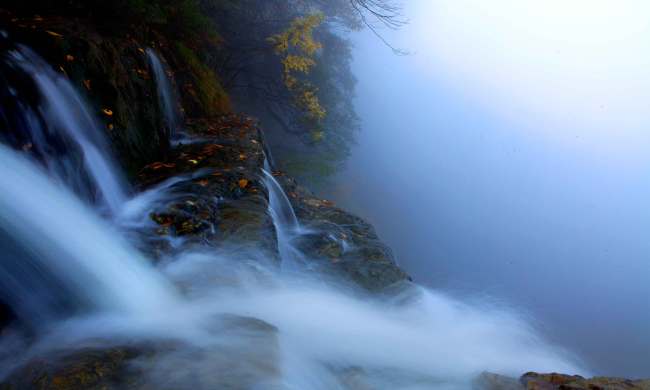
xmin=238 ymin=179 xmax=249 ymax=189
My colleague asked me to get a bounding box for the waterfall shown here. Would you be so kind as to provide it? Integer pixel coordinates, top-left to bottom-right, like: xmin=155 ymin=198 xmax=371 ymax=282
xmin=262 ymin=163 xmax=299 ymax=232
xmin=0 ymin=144 xmax=177 ymax=329
xmin=2 ymin=45 xmax=128 ymax=213
xmin=261 ymin=161 xmax=305 ymax=268
xmin=146 ymin=48 xmax=182 ymax=140
xmin=0 ymin=44 xmax=584 ymax=389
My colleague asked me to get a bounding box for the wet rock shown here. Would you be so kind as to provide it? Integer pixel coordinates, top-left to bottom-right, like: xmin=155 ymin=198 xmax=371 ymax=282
xmin=0 ymin=346 xmax=147 ymax=390
xmin=136 ymin=115 xmax=277 ymax=256
xmin=275 ymin=174 xmax=410 ymax=291
xmin=476 ymin=372 xmax=650 ymax=390
xmin=134 ymin=113 xmax=409 ymax=290
xmin=520 ymin=372 xmax=650 ymax=390
xmin=0 ymin=314 xmax=280 ymax=390
xmin=474 ymin=372 xmax=525 ymax=390
xmin=0 ymin=12 xmax=170 ymax=176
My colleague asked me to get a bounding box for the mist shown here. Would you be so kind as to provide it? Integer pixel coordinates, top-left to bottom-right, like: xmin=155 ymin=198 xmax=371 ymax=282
xmin=1 ymin=0 xmax=648 ymax=386
xmin=325 ymin=1 xmax=650 ymax=378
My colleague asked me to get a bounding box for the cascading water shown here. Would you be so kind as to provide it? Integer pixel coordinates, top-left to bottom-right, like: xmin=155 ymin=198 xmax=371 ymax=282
xmin=0 ymin=145 xmax=177 ymax=330
xmin=263 ymin=160 xmax=300 ymax=231
xmin=262 ymin=160 xmax=306 ymax=269
xmin=0 ymin=45 xmax=128 ymax=213
xmin=0 ymin=44 xmax=585 ymax=389
xmin=146 ymin=48 xmax=182 ymax=140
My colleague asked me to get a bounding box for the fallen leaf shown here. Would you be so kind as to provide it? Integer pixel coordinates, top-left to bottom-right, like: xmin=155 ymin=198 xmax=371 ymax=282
xmin=65 ymin=54 xmax=74 ymax=62
xmin=146 ymin=162 xmax=176 ymax=170
xmin=46 ymin=30 xmax=62 ymax=37
xmin=188 ymin=159 xmax=199 ymax=165
xmin=82 ymin=79 xmax=91 ymax=90
xmin=238 ymin=179 xmax=249 ymax=189
xmin=102 ymin=108 xmax=113 ymax=116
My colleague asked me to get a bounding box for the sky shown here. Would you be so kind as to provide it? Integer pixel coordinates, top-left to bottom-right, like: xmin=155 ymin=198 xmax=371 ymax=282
xmin=326 ymin=0 xmax=650 ymax=378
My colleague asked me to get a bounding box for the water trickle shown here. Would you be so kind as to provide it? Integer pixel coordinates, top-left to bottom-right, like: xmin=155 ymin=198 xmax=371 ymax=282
xmin=146 ymin=48 xmax=182 ymax=140
xmin=262 ymin=164 xmax=299 ymax=232
xmin=262 ymin=162 xmax=305 ymax=268
xmin=2 ymin=45 xmax=128 ymax=213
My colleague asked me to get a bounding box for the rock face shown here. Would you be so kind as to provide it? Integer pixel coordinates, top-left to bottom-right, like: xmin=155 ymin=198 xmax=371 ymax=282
xmin=0 ymin=10 xmax=229 ymax=177
xmin=0 ymin=315 xmax=280 ymax=390
xmin=277 ymin=173 xmax=410 ymax=291
xmin=136 ymin=115 xmax=277 ymax=257
xmin=475 ymin=372 xmax=650 ymax=390
xmin=135 ymin=114 xmax=409 ymax=291
xmin=520 ymin=372 xmax=650 ymax=390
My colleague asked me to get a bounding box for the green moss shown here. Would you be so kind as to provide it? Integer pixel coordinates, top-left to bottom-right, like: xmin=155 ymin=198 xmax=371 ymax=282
xmin=175 ymin=42 xmax=231 ymax=116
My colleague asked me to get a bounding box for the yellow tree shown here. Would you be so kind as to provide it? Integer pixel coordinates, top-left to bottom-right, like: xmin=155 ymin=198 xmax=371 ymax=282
xmin=268 ymin=13 xmax=327 ymax=141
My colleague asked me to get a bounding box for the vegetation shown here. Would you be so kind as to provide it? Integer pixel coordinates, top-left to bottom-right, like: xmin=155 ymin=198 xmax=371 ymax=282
xmin=175 ymin=42 xmax=231 ymax=116
xmin=2 ymin=0 xmax=403 ymax=183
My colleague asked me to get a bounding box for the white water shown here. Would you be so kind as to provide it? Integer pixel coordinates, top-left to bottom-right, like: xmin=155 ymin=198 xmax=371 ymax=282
xmin=8 ymin=246 xmax=581 ymax=389
xmin=262 ymin=163 xmax=306 ymax=269
xmin=0 ymin=144 xmax=585 ymax=388
xmin=0 ymin=144 xmax=177 ymax=327
xmin=146 ymin=48 xmax=182 ymax=140
xmin=263 ymin=161 xmax=300 ymax=232
xmin=7 ymin=46 xmax=128 ymax=212
xmin=0 ymin=47 xmax=585 ymax=389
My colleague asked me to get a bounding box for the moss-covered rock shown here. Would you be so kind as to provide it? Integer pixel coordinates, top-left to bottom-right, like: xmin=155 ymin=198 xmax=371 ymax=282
xmin=0 ymin=10 xmax=231 ymax=178
xmin=274 ymin=173 xmax=410 ymax=291
xmin=136 ymin=114 xmax=277 ymax=255
xmin=0 ymin=346 xmax=146 ymax=390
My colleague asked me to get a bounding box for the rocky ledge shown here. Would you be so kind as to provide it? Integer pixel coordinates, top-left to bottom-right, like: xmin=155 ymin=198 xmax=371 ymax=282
xmin=0 ymin=114 xmax=410 ymax=389
xmin=476 ymin=372 xmax=650 ymax=390
xmin=135 ymin=114 xmax=410 ymax=291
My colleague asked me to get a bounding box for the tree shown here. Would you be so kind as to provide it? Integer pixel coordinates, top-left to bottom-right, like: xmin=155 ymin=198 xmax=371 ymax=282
xmin=268 ymin=13 xmax=326 ymax=139
xmin=199 ymin=0 xmax=404 ymax=182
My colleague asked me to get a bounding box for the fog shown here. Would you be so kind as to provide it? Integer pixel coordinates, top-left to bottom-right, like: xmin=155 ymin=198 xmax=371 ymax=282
xmin=326 ymin=0 xmax=650 ymax=378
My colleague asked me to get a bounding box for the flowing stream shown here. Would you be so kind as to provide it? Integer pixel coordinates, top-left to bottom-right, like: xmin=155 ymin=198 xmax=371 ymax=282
xmin=0 ymin=44 xmax=584 ymax=389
